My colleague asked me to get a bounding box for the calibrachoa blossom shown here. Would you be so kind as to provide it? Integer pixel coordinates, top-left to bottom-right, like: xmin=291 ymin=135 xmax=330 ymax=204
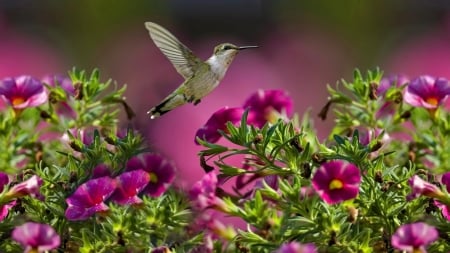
xmin=12 ymin=222 xmax=60 ymax=253
xmin=65 ymin=176 xmax=116 ymax=221
xmin=195 ymin=107 xmax=248 ymax=144
xmin=275 ymin=242 xmax=317 ymax=253
xmin=42 ymin=74 xmax=76 ymax=118
xmin=433 ymin=172 xmax=450 ymax=220
xmin=391 ymin=222 xmax=438 ymax=253
xmin=376 ymin=75 xmax=409 ymax=118
xmin=126 ymin=153 xmax=175 ymax=197
xmin=243 ymin=89 xmax=293 ymax=127
xmin=406 ymin=175 xmax=445 ymax=201
xmin=4 ymin=175 xmax=43 ymax=201
xmin=311 ymin=160 xmax=361 ymax=205
xmin=404 ymin=76 xmax=450 ymax=110
xmin=110 ymin=169 xmax=151 ymax=205
xmin=189 ymin=171 xmax=229 ymax=212
xmin=0 ymin=76 xmax=48 ymax=111
xmin=0 ymin=172 xmax=16 ymax=222
xmin=195 ymin=89 xmax=293 ymax=144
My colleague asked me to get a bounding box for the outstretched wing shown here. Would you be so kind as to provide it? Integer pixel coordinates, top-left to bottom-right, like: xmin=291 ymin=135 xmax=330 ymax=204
xmin=145 ymin=22 xmax=201 ymax=79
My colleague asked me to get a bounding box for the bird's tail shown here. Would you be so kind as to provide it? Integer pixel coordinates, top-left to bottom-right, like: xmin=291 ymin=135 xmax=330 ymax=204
xmin=147 ymin=93 xmax=187 ymax=119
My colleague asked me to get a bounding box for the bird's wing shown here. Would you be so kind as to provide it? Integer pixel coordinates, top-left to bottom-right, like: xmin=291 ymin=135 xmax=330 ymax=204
xmin=145 ymin=22 xmax=201 ymax=79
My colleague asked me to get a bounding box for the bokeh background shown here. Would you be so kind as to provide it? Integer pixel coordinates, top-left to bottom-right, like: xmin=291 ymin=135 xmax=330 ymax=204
xmin=2 ymin=0 xmax=450 ymax=186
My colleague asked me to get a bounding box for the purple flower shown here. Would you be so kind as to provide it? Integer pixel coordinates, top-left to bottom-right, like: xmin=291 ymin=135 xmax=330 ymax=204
xmin=441 ymin=172 xmax=450 ymax=192
xmin=65 ymin=176 xmax=116 ymax=221
xmin=42 ymin=74 xmax=76 ymax=118
xmin=12 ymin=222 xmax=60 ymax=253
xmin=42 ymin=74 xmax=75 ymax=95
xmin=312 ymin=160 xmax=361 ymax=205
xmin=126 ymin=153 xmax=175 ymax=197
xmin=0 ymin=76 xmax=48 ymax=111
xmin=243 ymin=89 xmax=293 ymax=128
xmin=195 ymin=107 xmax=247 ymax=144
xmin=406 ymin=175 xmax=444 ymax=201
xmin=404 ymin=76 xmax=450 ymax=110
xmin=110 ymin=169 xmax=151 ymax=205
xmin=391 ymin=222 xmax=438 ymax=253
xmin=0 ymin=172 xmax=16 ymax=222
xmin=0 ymin=172 xmax=8 ymax=192
xmin=5 ymin=175 xmax=43 ymax=200
xmin=434 ymin=200 xmax=450 ymax=221
xmin=195 ymin=89 xmax=293 ymax=144
xmin=189 ymin=172 xmax=229 ymax=212
xmin=275 ymin=242 xmax=317 ymax=253
xmin=376 ymin=75 xmax=409 ymax=118
xmin=151 ymin=246 xmax=172 ymax=253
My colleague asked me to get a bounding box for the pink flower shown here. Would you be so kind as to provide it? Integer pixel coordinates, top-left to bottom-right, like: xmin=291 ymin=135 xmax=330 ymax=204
xmin=0 ymin=172 xmax=16 ymax=222
xmin=195 ymin=89 xmax=293 ymax=144
xmin=275 ymin=242 xmax=317 ymax=253
xmin=42 ymin=74 xmax=76 ymax=118
xmin=195 ymin=107 xmax=248 ymax=144
xmin=110 ymin=169 xmax=151 ymax=205
xmin=404 ymin=76 xmax=450 ymax=109
xmin=391 ymin=222 xmax=438 ymax=253
xmin=12 ymin=222 xmax=60 ymax=253
xmin=243 ymin=89 xmax=293 ymax=127
xmin=406 ymin=175 xmax=444 ymax=201
xmin=189 ymin=172 xmax=229 ymax=212
xmin=125 ymin=153 xmax=175 ymax=197
xmin=65 ymin=176 xmax=116 ymax=221
xmin=311 ymin=160 xmax=361 ymax=205
xmin=5 ymin=175 xmax=43 ymax=200
xmin=0 ymin=76 xmax=48 ymax=111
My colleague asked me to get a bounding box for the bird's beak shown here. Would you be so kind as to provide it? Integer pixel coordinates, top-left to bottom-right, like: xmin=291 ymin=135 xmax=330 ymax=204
xmin=238 ymin=46 xmax=259 ymax=50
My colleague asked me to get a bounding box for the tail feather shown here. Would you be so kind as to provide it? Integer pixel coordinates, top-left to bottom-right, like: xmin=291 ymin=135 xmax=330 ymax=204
xmin=147 ymin=94 xmax=187 ymax=119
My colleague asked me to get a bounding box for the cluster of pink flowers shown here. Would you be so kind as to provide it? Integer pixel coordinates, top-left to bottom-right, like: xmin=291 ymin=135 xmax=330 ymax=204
xmin=65 ymin=153 xmax=176 ymax=220
xmin=195 ymin=89 xmax=293 ymax=144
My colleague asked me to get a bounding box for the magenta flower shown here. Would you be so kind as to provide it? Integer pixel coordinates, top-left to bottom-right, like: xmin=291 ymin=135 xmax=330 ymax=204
xmin=312 ymin=160 xmax=361 ymax=205
xmin=12 ymin=222 xmax=60 ymax=253
xmin=125 ymin=153 xmax=175 ymax=197
xmin=195 ymin=107 xmax=248 ymax=144
xmin=195 ymin=89 xmax=293 ymax=144
xmin=376 ymin=75 xmax=409 ymax=117
xmin=0 ymin=172 xmax=8 ymax=192
xmin=42 ymin=74 xmax=76 ymax=118
xmin=391 ymin=222 xmax=438 ymax=253
xmin=404 ymin=76 xmax=450 ymax=110
xmin=275 ymin=242 xmax=317 ymax=253
xmin=0 ymin=172 xmax=16 ymax=222
xmin=189 ymin=172 xmax=229 ymax=212
xmin=42 ymin=74 xmax=75 ymax=95
xmin=110 ymin=169 xmax=151 ymax=205
xmin=65 ymin=176 xmax=116 ymax=221
xmin=406 ymin=175 xmax=444 ymax=201
xmin=5 ymin=175 xmax=43 ymax=200
xmin=434 ymin=200 xmax=450 ymax=221
xmin=0 ymin=76 xmax=48 ymax=111
xmin=441 ymin=172 xmax=450 ymax=192
xmin=243 ymin=89 xmax=293 ymax=128
xmin=433 ymin=172 xmax=450 ymax=220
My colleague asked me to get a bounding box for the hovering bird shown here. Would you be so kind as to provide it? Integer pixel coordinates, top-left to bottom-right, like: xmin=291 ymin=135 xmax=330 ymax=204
xmin=145 ymin=22 xmax=258 ymax=119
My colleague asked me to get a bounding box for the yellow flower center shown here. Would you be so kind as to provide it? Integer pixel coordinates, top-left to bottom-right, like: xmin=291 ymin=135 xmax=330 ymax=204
xmin=425 ymin=97 xmax=439 ymax=106
xmin=329 ymin=179 xmax=343 ymax=190
xmin=11 ymin=96 xmax=25 ymax=106
xmin=150 ymin=172 xmax=158 ymax=183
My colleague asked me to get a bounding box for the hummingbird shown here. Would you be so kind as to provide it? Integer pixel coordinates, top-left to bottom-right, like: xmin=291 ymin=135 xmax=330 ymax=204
xmin=144 ymin=22 xmax=258 ymax=119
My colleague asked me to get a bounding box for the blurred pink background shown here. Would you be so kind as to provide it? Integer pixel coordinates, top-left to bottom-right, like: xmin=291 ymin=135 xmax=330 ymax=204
xmin=1 ymin=1 xmax=450 ymax=187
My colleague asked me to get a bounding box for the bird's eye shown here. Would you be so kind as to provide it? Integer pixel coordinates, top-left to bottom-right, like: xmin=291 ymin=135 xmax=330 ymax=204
xmin=223 ymin=45 xmax=232 ymax=50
